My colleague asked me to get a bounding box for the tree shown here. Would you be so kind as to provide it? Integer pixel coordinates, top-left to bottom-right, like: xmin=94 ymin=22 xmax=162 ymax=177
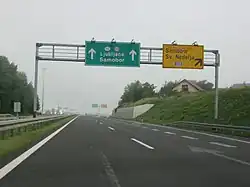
xmin=0 ymin=56 xmax=40 ymax=114
xmin=119 ymin=80 xmax=156 ymax=105
xmin=158 ymin=81 xmax=179 ymax=97
xmin=195 ymin=80 xmax=214 ymax=90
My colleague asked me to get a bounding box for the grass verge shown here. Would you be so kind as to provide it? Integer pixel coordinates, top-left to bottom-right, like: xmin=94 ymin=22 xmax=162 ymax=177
xmin=136 ymin=88 xmax=250 ymax=126
xmin=0 ymin=116 xmax=74 ymax=158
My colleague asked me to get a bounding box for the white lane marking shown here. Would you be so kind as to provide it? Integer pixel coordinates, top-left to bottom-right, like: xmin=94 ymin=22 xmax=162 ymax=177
xmin=111 ymin=119 xmax=250 ymax=144
xmin=101 ymin=152 xmax=121 ymax=187
xmin=152 ymin=128 xmax=160 ymax=131
xmin=142 ymin=126 xmax=148 ymax=129
xmin=209 ymin=142 xmax=237 ymax=148
xmin=213 ymin=153 xmax=250 ymax=166
xmin=108 ymin=127 xmax=115 ymax=131
xmin=0 ymin=116 xmax=79 ymax=180
xmin=100 ymin=122 xmax=103 ymax=124
xmin=131 ymin=138 xmax=154 ymax=150
xmin=161 ymin=125 xmax=250 ymax=144
xmin=164 ymin=131 xmax=176 ymax=135
xmin=181 ymin=136 xmax=198 ymax=140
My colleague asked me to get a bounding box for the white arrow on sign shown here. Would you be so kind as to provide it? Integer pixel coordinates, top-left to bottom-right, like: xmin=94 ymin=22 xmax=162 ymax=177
xmin=88 ymin=48 xmax=96 ymax=60
xmin=129 ymin=50 xmax=137 ymax=61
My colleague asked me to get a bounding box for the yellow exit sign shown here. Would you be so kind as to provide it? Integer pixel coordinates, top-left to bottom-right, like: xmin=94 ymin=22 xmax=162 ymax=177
xmin=162 ymin=44 xmax=204 ymax=69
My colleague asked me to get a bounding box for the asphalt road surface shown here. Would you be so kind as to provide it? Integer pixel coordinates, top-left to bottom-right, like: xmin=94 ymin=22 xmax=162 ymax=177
xmin=0 ymin=116 xmax=250 ymax=187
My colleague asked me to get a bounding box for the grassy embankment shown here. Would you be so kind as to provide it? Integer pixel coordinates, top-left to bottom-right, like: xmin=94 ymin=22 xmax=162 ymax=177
xmin=135 ymin=88 xmax=250 ymax=127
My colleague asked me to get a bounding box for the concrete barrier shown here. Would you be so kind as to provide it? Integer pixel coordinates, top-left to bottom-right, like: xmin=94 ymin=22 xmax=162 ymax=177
xmin=112 ymin=104 xmax=154 ymax=119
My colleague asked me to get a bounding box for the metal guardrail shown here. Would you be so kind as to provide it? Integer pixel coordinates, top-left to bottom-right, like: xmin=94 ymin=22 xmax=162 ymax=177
xmin=169 ymin=121 xmax=250 ymax=137
xmin=0 ymin=115 xmax=71 ymax=139
xmin=0 ymin=116 xmax=31 ymax=121
xmin=0 ymin=115 xmax=62 ymax=127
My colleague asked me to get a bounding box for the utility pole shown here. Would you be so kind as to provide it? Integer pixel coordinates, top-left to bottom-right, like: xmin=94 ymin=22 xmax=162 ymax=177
xmin=41 ymin=68 xmax=47 ymax=114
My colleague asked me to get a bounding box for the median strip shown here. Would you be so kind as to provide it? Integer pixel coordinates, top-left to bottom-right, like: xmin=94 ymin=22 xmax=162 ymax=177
xmin=0 ymin=116 xmax=78 ymax=180
xmin=131 ymin=138 xmax=154 ymax=150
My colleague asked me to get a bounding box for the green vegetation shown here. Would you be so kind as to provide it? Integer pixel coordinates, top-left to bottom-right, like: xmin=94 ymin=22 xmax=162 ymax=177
xmin=0 ymin=56 xmax=39 ymax=115
xmin=136 ymin=88 xmax=250 ymax=126
xmin=0 ymin=117 xmax=73 ymax=158
xmin=118 ymin=80 xmax=213 ymax=108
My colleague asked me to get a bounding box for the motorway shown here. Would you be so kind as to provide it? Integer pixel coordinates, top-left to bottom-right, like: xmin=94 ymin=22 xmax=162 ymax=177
xmin=0 ymin=116 xmax=250 ymax=187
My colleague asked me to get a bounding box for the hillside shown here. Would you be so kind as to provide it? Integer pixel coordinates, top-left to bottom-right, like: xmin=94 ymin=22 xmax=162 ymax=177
xmin=135 ymin=88 xmax=250 ymax=126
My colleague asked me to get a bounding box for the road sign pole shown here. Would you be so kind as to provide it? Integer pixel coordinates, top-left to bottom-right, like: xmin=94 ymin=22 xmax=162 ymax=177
xmin=214 ymin=52 xmax=220 ymax=120
xmin=33 ymin=44 xmax=39 ymax=118
xmin=98 ymin=105 xmax=100 ymax=115
xmin=41 ymin=68 xmax=47 ymax=114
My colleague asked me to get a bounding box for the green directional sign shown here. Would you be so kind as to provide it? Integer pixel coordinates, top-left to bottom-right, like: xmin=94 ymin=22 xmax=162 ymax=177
xmin=92 ymin=104 xmax=99 ymax=108
xmin=85 ymin=41 xmax=140 ymax=67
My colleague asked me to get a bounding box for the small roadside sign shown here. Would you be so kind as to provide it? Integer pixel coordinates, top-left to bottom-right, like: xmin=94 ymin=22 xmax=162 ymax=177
xmin=14 ymin=102 xmax=21 ymax=113
xmin=101 ymin=104 xmax=107 ymax=108
xmin=92 ymin=104 xmax=99 ymax=108
xmin=162 ymin=44 xmax=204 ymax=69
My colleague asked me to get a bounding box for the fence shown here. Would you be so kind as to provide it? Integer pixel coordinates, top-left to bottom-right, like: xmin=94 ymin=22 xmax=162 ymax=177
xmin=0 ymin=115 xmax=72 ymax=140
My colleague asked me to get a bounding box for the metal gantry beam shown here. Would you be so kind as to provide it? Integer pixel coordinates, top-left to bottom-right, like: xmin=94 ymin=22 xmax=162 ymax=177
xmin=34 ymin=42 xmax=220 ymax=119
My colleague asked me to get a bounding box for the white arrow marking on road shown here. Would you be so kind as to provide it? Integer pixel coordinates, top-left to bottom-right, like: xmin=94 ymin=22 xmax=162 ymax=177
xmin=88 ymin=48 xmax=96 ymax=60
xmin=129 ymin=50 xmax=137 ymax=61
xmin=188 ymin=146 xmax=221 ymax=154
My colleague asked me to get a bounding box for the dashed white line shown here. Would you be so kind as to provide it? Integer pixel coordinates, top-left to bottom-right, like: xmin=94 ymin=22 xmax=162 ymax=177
xmin=181 ymin=136 xmax=198 ymax=140
xmin=100 ymin=122 xmax=103 ymax=124
xmin=161 ymin=125 xmax=250 ymax=144
xmin=142 ymin=126 xmax=148 ymax=129
xmin=164 ymin=131 xmax=176 ymax=135
xmin=131 ymin=138 xmax=154 ymax=150
xmin=108 ymin=127 xmax=115 ymax=131
xmin=101 ymin=152 xmax=121 ymax=187
xmin=152 ymin=128 xmax=160 ymax=131
xmin=209 ymin=142 xmax=237 ymax=148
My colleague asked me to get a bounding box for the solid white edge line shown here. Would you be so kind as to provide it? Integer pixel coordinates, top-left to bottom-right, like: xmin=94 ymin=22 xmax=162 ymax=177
xmin=209 ymin=142 xmax=237 ymax=148
xmin=181 ymin=136 xmax=198 ymax=140
xmin=131 ymin=138 xmax=154 ymax=150
xmin=0 ymin=116 xmax=79 ymax=180
xmin=108 ymin=127 xmax=115 ymax=131
xmin=164 ymin=131 xmax=176 ymax=135
xmin=213 ymin=153 xmax=250 ymax=166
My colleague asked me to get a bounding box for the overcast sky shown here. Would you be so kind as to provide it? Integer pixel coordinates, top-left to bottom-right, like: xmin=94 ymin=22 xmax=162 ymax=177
xmin=1 ymin=0 xmax=249 ymax=114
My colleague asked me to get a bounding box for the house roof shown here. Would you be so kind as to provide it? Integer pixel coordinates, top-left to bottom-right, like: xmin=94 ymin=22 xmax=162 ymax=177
xmin=173 ymin=79 xmax=204 ymax=91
